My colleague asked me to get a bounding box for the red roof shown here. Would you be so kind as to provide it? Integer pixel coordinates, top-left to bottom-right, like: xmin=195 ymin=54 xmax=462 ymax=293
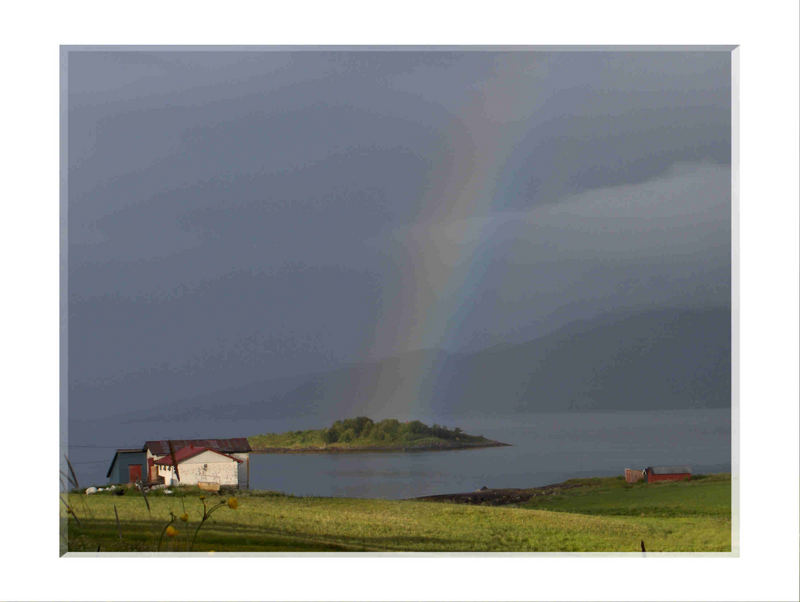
xmin=154 ymin=446 xmax=242 ymax=466
xmin=145 ymin=438 xmax=251 ymax=455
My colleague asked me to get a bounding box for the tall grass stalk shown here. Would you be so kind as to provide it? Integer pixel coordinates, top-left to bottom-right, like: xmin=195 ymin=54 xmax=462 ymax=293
xmin=165 ymin=440 xmax=188 ymax=515
xmin=114 ymin=505 xmax=122 ymax=541
xmin=189 ymin=496 xmax=238 ymax=551
xmin=156 ymin=512 xmax=177 ymax=552
xmin=60 ymin=495 xmax=80 ymax=527
xmin=64 ymin=455 xmax=79 ymax=490
xmin=137 ymin=481 xmax=151 ymax=515
xmin=63 ymin=455 xmax=94 ymax=518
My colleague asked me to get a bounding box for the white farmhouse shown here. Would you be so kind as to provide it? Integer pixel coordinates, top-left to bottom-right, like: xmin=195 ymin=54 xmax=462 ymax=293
xmin=154 ymin=446 xmax=242 ymax=487
xmin=144 ymin=438 xmax=252 ymax=488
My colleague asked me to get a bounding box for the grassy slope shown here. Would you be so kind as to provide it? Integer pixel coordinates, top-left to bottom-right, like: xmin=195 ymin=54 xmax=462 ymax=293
xmin=64 ymin=475 xmax=731 ymax=552
xmin=519 ymin=474 xmax=731 ymax=518
xmin=248 ymin=418 xmax=500 ymax=451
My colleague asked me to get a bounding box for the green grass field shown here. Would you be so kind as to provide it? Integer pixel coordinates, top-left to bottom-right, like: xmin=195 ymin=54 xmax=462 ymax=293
xmin=520 ymin=474 xmax=731 ymax=518
xmin=63 ymin=474 xmax=731 ymax=553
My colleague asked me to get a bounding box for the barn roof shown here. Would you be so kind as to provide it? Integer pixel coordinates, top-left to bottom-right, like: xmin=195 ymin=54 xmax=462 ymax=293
xmin=105 ymin=448 xmax=145 ymax=478
xmin=648 ymin=465 xmax=692 ymax=474
xmin=154 ymin=446 xmax=242 ymax=465
xmin=145 ymin=438 xmax=251 ymax=455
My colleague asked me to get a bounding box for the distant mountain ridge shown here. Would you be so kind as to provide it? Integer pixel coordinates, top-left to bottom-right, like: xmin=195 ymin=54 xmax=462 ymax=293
xmin=123 ymin=307 xmax=730 ymax=422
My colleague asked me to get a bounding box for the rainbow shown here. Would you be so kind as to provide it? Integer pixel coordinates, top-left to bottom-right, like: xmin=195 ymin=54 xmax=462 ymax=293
xmin=349 ymin=61 xmax=562 ymax=419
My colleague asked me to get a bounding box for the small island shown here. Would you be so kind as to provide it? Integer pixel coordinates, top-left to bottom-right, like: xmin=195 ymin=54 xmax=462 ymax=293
xmin=248 ymin=417 xmax=509 ymax=453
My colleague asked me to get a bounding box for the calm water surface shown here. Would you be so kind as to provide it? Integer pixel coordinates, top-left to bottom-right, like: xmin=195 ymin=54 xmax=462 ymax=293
xmin=248 ymin=409 xmax=731 ymax=498
xmin=69 ymin=409 xmax=730 ymax=498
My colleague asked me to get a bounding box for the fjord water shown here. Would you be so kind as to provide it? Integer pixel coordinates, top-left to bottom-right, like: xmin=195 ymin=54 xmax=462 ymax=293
xmin=247 ymin=409 xmax=731 ymax=499
xmin=68 ymin=409 xmax=730 ymax=497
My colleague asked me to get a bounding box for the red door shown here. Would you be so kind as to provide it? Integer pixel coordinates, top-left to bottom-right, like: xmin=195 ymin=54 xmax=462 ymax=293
xmin=128 ymin=464 xmax=142 ymax=483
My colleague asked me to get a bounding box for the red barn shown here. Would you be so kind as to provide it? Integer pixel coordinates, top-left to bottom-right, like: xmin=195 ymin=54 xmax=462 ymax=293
xmin=645 ymin=465 xmax=691 ymax=483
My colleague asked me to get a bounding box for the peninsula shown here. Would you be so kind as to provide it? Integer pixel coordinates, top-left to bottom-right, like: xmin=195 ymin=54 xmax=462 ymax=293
xmin=248 ymin=417 xmax=509 ymax=453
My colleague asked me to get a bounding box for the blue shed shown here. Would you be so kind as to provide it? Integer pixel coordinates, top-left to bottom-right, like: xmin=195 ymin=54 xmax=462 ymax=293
xmin=106 ymin=448 xmax=147 ymax=484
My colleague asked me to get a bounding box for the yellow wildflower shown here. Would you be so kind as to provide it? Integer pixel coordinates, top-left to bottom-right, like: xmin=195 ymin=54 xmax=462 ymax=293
xmin=226 ymin=497 xmax=238 ymax=510
xmin=165 ymin=525 xmax=178 ymax=537
xmin=179 ymin=512 xmax=189 ymax=522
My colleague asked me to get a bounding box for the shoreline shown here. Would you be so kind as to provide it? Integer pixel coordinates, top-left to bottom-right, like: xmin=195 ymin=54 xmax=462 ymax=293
xmin=413 ymin=482 xmax=585 ymax=505
xmin=413 ymin=473 xmax=730 ymax=506
xmin=249 ymin=440 xmax=511 ymax=454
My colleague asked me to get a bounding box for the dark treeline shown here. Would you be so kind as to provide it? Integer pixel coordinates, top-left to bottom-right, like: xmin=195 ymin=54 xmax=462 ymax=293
xmin=322 ymin=417 xmax=466 ymax=444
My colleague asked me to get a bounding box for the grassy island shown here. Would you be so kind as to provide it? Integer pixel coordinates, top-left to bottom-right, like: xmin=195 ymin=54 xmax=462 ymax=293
xmin=248 ymin=417 xmax=508 ymax=452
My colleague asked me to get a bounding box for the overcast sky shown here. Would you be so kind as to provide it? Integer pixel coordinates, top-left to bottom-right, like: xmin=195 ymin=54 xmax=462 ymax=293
xmin=65 ymin=49 xmax=731 ymax=416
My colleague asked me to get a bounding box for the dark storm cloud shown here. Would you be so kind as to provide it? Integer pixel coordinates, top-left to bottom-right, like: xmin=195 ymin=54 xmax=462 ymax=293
xmin=389 ymin=52 xmax=731 ymax=210
xmin=366 ymin=161 xmax=730 ymax=353
xmin=66 ymin=49 xmax=731 ymax=417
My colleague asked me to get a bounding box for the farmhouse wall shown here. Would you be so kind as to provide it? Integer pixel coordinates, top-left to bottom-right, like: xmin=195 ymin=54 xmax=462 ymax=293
xmin=625 ymin=468 xmax=644 ymax=483
xmin=174 ymin=450 xmax=239 ymax=486
xmin=147 ymin=446 xmax=250 ymax=488
xmin=157 ymin=465 xmax=177 ymax=486
xmin=232 ymin=452 xmax=250 ymax=489
xmin=177 ymin=462 xmax=238 ymax=486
